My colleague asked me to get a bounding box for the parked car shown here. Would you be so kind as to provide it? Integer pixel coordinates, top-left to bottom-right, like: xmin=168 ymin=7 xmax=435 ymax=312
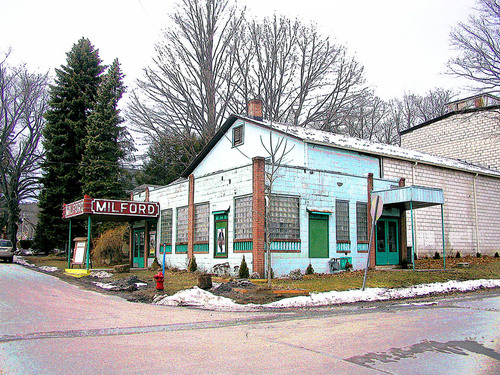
xmin=0 ymin=240 xmax=14 ymax=263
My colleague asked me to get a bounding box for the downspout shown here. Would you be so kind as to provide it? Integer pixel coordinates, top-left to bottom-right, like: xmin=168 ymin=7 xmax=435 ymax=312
xmin=473 ymin=173 xmax=480 ymax=255
xmin=411 ymin=162 xmax=418 ymax=258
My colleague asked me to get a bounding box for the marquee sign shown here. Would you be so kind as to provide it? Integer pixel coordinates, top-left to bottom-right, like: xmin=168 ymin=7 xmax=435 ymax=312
xmin=63 ymin=196 xmax=159 ymax=219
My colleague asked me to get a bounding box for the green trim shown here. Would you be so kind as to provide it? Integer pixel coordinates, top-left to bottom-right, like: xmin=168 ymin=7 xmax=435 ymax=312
xmin=194 ymin=243 xmax=209 ymax=253
xmin=307 ymin=210 xmax=332 ymax=216
xmin=336 ymin=242 xmax=351 ymax=252
xmin=270 ymin=241 xmax=301 ymax=251
xmin=160 ymin=244 xmax=172 ymax=254
xmin=357 ymin=243 xmax=369 ymax=252
xmin=175 ymin=244 xmax=188 ymax=254
xmin=234 ymin=241 xmax=253 ymax=251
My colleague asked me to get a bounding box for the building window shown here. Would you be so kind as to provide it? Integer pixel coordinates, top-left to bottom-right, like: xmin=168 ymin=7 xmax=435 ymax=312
xmin=194 ymin=203 xmax=209 ymax=242
xmin=176 ymin=206 xmax=188 ymax=243
xmin=269 ymin=195 xmax=300 ymax=240
xmin=356 ymin=202 xmax=368 ymax=243
xmin=336 ymin=200 xmax=350 ymax=243
xmin=160 ymin=209 xmax=173 ymax=244
xmin=232 ymin=125 xmax=244 ymax=146
xmin=234 ymin=195 xmax=253 ymax=239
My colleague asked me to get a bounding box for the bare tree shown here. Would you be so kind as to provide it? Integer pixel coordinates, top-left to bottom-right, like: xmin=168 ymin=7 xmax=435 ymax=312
xmin=242 ymin=16 xmax=367 ymax=129
xmin=260 ymin=130 xmax=294 ymax=286
xmin=448 ymin=0 xmax=500 ymax=92
xmin=341 ymin=93 xmax=388 ymax=141
xmin=377 ymin=88 xmax=454 ymax=145
xmin=128 ymin=1 xmax=367 ymax=169
xmin=128 ymin=0 xmax=245 ymax=163
xmin=0 ymin=51 xmax=48 ymax=248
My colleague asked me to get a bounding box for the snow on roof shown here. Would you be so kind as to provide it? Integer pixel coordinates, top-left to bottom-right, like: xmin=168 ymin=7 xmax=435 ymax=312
xmin=239 ymin=116 xmax=500 ymax=178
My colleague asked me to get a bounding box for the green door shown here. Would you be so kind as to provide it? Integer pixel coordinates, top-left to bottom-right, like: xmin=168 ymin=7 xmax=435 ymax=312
xmin=309 ymin=214 xmax=329 ymax=258
xmin=376 ymin=218 xmax=399 ymax=265
xmin=133 ymin=229 xmax=145 ymax=268
xmin=214 ymin=219 xmax=228 ymax=258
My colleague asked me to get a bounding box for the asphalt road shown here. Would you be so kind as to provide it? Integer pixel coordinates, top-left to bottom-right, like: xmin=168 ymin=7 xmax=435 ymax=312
xmin=1 ymin=263 xmax=499 ymax=374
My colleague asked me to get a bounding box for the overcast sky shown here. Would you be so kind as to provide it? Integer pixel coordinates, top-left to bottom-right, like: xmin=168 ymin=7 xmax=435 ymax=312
xmin=1 ymin=0 xmax=477 ymax=101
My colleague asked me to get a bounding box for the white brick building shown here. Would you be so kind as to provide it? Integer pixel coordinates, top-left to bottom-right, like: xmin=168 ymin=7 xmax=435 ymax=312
xmin=129 ymin=101 xmax=500 ymax=275
xmin=401 ymin=96 xmax=500 ymax=171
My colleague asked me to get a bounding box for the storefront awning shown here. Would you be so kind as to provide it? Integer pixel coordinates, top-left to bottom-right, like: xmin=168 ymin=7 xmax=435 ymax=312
xmin=372 ymin=185 xmax=444 ymax=209
xmin=63 ymin=195 xmax=160 ymax=221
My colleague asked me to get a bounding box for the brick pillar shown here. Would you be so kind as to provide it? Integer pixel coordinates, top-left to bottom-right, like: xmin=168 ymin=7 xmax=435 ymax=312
xmin=188 ymin=174 xmax=195 ymax=259
xmin=399 ymin=178 xmax=408 ymax=263
xmin=367 ymin=173 xmax=376 ymax=268
xmin=252 ymin=157 xmax=266 ymax=277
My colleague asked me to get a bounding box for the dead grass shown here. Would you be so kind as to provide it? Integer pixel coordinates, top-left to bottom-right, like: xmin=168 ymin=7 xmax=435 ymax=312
xmin=24 ymin=255 xmax=500 ymax=296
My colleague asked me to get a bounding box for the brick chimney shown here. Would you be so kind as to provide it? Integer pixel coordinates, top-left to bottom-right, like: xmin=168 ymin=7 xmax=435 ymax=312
xmin=247 ymin=99 xmax=263 ymax=121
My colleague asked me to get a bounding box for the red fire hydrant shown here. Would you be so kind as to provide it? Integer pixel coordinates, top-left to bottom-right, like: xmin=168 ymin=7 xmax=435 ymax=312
xmin=154 ymin=271 xmax=164 ymax=291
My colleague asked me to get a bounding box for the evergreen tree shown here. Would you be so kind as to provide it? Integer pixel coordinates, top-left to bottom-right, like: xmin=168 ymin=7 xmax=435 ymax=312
xmin=34 ymin=38 xmax=104 ymax=253
xmin=80 ymin=59 xmax=126 ymax=199
xmin=137 ymin=134 xmax=204 ymax=186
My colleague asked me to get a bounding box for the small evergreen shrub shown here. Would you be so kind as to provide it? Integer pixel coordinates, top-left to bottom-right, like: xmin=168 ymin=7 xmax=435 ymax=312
xmin=188 ymin=256 xmax=198 ymax=272
xmin=495 ymin=252 xmax=499 ymax=258
xmin=455 ymin=251 xmax=461 ymax=259
xmin=476 ymin=252 xmax=482 ymax=258
xmin=305 ymin=263 xmax=315 ymax=275
xmin=400 ymin=259 xmax=408 ymax=269
xmin=238 ymin=256 xmax=250 ymax=279
xmin=433 ymin=251 xmax=441 ymax=260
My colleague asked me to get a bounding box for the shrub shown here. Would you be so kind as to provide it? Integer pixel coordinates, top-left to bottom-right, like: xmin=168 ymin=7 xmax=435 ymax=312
xmin=401 ymin=259 xmax=408 ymax=269
xmin=433 ymin=251 xmax=441 ymax=260
xmin=188 ymin=256 xmax=198 ymax=272
xmin=91 ymin=225 xmax=128 ymax=266
xmin=238 ymin=256 xmax=250 ymax=279
xmin=495 ymin=252 xmax=499 ymax=258
xmin=456 ymin=251 xmax=461 ymax=259
xmin=476 ymin=252 xmax=482 ymax=258
xmin=289 ymin=269 xmax=302 ymax=280
xmin=305 ymin=263 xmax=315 ymax=275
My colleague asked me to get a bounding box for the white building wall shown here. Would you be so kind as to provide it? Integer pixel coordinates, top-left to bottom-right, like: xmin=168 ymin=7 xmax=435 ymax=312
xmin=383 ymin=157 xmax=500 ymax=257
xmin=150 ymin=164 xmax=254 ymax=272
xmin=194 ymin=120 xmax=305 ymax=177
xmin=401 ymin=110 xmax=500 ymax=171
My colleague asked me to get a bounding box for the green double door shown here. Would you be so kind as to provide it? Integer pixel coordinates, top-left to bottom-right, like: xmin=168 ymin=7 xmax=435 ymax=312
xmin=376 ymin=218 xmax=399 ymax=265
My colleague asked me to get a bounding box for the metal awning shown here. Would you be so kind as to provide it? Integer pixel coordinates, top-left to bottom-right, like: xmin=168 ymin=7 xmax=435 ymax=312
xmin=372 ymin=185 xmax=444 ymax=209
xmin=371 ymin=185 xmax=446 ymax=270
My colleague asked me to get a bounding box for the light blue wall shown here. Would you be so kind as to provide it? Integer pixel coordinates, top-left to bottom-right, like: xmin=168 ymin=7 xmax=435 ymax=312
xmin=307 ymin=143 xmax=381 ymax=177
xmin=270 ymin=165 xmax=397 ymax=276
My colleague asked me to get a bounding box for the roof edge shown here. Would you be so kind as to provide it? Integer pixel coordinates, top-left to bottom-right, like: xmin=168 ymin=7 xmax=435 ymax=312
xmin=400 ymin=105 xmax=500 ymax=135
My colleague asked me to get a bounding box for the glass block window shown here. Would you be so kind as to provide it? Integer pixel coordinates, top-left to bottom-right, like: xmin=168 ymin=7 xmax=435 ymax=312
xmin=194 ymin=203 xmax=209 ymax=242
xmin=356 ymin=202 xmax=368 ymax=242
xmin=234 ymin=195 xmax=253 ymax=239
xmin=269 ymin=195 xmax=300 ymax=240
xmin=232 ymin=125 xmax=244 ymax=146
xmin=176 ymin=206 xmax=188 ymax=243
xmin=160 ymin=209 xmax=173 ymax=244
xmin=336 ymin=200 xmax=350 ymax=242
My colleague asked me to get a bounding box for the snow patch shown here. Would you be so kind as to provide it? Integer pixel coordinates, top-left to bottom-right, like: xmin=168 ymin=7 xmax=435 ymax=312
xmin=92 ymin=282 xmax=117 ymax=290
xmin=90 ymin=271 xmax=113 ymax=278
xmin=13 ymin=256 xmax=35 ymax=267
xmin=154 ymin=287 xmax=253 ymax=311
xmin=38 ymin=266 xmax=58 ymax=272
xmin=153 ymin=279 xmax=500 ymax=311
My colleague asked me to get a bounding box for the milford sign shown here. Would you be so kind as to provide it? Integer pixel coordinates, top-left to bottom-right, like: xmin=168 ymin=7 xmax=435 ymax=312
xmin=63 ymin=196 xmax=159 ymax=219
xmin=92 ymin=200 xmax=158 ymax=216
